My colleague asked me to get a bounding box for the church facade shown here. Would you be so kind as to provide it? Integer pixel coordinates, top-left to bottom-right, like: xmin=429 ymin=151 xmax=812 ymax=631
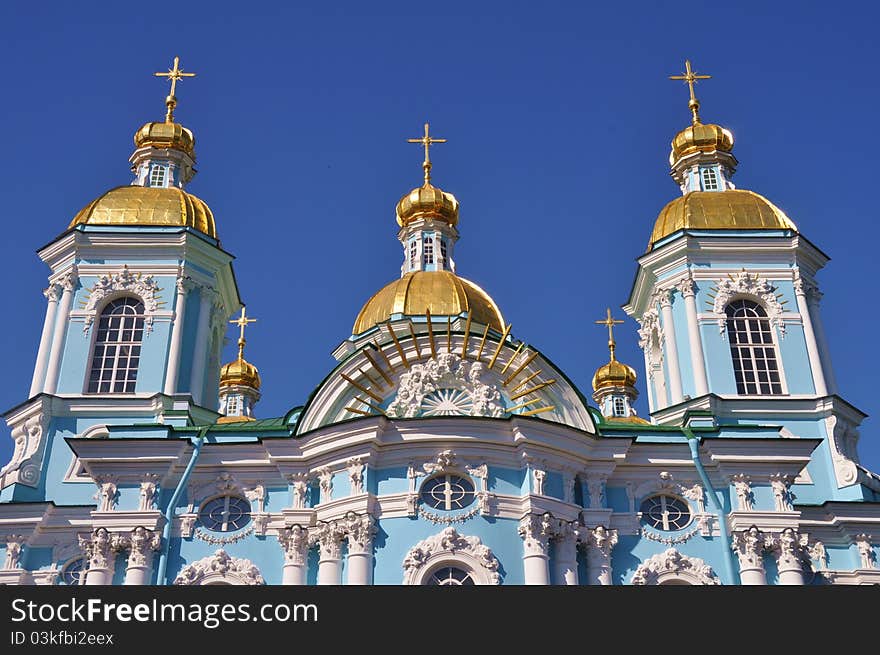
xmin=0 ymin=59 xmax=878 ymax=586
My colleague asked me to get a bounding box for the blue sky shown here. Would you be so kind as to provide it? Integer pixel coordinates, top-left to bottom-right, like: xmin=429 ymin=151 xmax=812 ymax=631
xmin=1 ymin=1 xmax=878 ymax=471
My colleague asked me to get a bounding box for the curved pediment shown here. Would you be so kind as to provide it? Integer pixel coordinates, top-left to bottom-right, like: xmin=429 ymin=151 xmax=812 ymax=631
xmin=296 ymin=316 xmax=595 ymax=434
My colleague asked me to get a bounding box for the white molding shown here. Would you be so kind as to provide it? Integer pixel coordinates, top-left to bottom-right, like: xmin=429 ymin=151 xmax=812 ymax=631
xmin=174 ymin=549 xmax=264 ymax=585
xmin=402 ymin=527 xmax=501 ymax=585
xmin=631 ymin=548 xmax=720 ymax=585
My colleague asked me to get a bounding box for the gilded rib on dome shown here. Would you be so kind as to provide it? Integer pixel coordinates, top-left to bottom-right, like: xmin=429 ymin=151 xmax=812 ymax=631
xmin=649 ymin=189 xmax=797 ymax=249
xmin=69 ymin=186 xmax=217 ymax=239
xmin=353 ymin=270 xmax=504 ymax=334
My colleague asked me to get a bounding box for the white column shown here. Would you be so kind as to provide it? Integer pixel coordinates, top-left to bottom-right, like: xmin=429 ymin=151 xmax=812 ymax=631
xmin=582 ymin=526 xmax=617 ymax=585
xmin=30 ymin=284 xmax=61 ymax=396
xmin=163 ymin=276 xmax=190 ymax=396
xmin=658 ymin=289 xmax=684 ymax=404
xmin=122 ymin=527 xmax=160 ymax=586
xmin=793 ymin=273 xmax=827 ymax=396
xmin=678 ymin=277 xmax=709 ymax=397
xmin=188 ymin=288 xmax=214 ymax=405
xmin=313 ymin=522 xmax=344 ymax=586
xmin=79 ymin=528 xmax=116 ymax=586
xmin=344 ymin=513 xmax=376 ymax=585
xmin=43 ymin=271 xmax=77 ymax=395
xmin=553 ymin=523 xmax=578 ymax=585
xmin=771 ymin=530 xmax=806 ymax=586
xmin=278 ymin=526 xmax=309 ymax=585
xmin=518 ymin=515 xmax=552 ymax=585
xmin=732 ymin=528 xmax=767 ymax=585
xmin=805 ymin=286 xmax=837 ymax=394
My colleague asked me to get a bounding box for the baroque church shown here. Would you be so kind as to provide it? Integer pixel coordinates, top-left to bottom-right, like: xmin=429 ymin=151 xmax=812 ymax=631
xmin=0 ymin=58 xmax=878 ymax=586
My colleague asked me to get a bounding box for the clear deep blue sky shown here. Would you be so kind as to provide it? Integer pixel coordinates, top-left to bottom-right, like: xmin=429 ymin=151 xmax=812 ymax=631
xmin=1 ymin=1 xmax=878 ymax=472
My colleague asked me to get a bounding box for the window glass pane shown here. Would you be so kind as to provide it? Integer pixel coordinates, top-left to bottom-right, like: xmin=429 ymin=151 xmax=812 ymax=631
xmin=725 ymin=299 xmax=783 ymax=396
xmin=86 ymin=298 xmax=144 ymax=394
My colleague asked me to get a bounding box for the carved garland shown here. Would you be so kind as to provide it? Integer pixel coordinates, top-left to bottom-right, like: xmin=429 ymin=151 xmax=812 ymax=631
xmin=174 ymin=549 xmax=264 ymax=585
xmin=631 ymin=548 xmax=720 ymax=585
xmin=711 ymin=271 xmax=786 ymax=338
xmin=194 ymin=525 xmax=254 ymax=546
xmin=82 ymin=266 xmax=162 ymax=334
xmin=402 ymin=527 xmax=501 ymax=585
xmin=640 ymin=526 xmax=701 ymax=546
xmin=418 ymin=505 xmax=481 ymax=525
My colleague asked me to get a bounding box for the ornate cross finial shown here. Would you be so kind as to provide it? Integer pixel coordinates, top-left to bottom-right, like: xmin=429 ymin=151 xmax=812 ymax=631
xmin=154 ymin=56 xmax=196 ymax=123
xmin=230 ymin=307 xmax=257 ymax=359
xmin=407 ymin=122 xmax=447 ymax=185
xmin=595 ymin=308 xmax=624 ymax=361
xmin=669 ymin=59 xmax=711 ymax=125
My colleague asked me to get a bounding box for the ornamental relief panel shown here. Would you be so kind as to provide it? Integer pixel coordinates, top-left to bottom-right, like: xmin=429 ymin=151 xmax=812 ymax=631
xmin=80 ymin=266 xmax=162 ymax=335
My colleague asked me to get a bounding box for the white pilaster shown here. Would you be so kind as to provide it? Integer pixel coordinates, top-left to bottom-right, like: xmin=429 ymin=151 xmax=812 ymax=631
xmin=188 ymin=288 xmax=214 ymax=405
xmin=582 ymin=526 xmax=617 ymax=585
xmin=793 ymin=272 xmax=827 ymax=396
xmin=518 ymin=514 xmax=553 ymax=585
xmin=312 ymin=522 xmax=344 ymax=586
xmin=30 ymin=285 xmax=61 ymax=396
xmin=658 ymin=290 xmax=684 ymax=404
xmin=805 ymin=283 xmax=837 ymax=394
xmin=278 ymin=526 xmax=309 ymax=585
xmin=732 ymin=527 xmax=767 ymax=585
xmin=553 ymin=522 xmax=578 ymax=585
xmin=163 ymin=275 xmax=190 ymax=396
xmin=43 ymin=271 xmax=77 ymax=394
xmin=678 ymin=277 xmax=709 ymax=397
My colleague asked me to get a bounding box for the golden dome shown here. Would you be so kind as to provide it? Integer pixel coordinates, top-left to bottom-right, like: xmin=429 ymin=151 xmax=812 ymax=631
xmin=396 ymin=183 xmax=459 ymax=227
xmin=219 ymin=356 xmax=261 ymax=390
xmin=670 ymin=121 xmax=733 ymax=164
xmin=649 ymin=189 xmax=797 ymax=249
xmin=592 ymin=359 xmax=637 ymax=392
xmin=69 ymin=185 xmax=217 ymax=239
xmin=353 ymin=270 xmax=504 ymax=334
xmin=134 ymin=121 xmax=195 ymax=157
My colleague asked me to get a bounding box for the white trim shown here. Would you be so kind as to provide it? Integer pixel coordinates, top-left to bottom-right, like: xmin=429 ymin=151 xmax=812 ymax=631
xmin=402 ymin=527 xmax=501 ymax=585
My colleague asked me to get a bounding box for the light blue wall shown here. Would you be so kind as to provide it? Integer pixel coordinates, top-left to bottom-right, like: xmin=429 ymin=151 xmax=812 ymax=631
xmin=701 ymin=322 xmax=737 ymax=394
xmin=671 ymin=294 xmax=695 ymax=398
xmin=777 ymin=324 xmax=815 ymax=394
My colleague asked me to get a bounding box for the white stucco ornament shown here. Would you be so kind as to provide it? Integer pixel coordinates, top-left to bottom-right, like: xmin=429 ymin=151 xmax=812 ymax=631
xmin=712 ymin=270 xmax=786 ymax=338
xmin=402 ymin=527 xmax=501 ymax=585
xmin=174 ymin=549 xmax=264 ymax=585
xmin=82 ymin=266 xmax=161 ymax=334
xmin=387 ymin=353 xmax=504 ymax=418
xmin=631 ymin=548 xmax=720 ymax=585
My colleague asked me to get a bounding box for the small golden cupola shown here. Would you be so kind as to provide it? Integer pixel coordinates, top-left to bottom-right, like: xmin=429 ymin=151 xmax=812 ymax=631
xmin=353 ymin=123 xmax=505 ymax=335
xmin=68 ymin=57 xmax=218 ymax=240
xmin=591 ymin=309 xmax=648 ymax=424
xmin=648 ymin=60 xmax=798 ymax=251
xmin=218 ymin=308 xmax=262 ymax=423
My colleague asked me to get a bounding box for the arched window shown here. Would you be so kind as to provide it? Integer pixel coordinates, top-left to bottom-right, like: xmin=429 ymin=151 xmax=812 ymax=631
xmin=62 ymin=557 xmax=88 ymax=585
xmin=725 ymin=299 xmax=783 ymax=395
xmin=423 ymin=235 xmax=434 ymax=265
xmin=700 ymin=166 xmax=719 ymax=191
xmin=409 ymin=239 xmax=418 ymax=269
xmin=87 ymin=298 xmax=145 ymax=393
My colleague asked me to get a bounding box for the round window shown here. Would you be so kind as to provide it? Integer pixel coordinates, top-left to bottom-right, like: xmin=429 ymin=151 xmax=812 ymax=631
xmin=420 ymin=475 xmax=476 ymax=511
xmin=62 ymin=557 xmax=87 ymax=586
xmin=639 ymin=495 xmax=691 ymax=531
xmin=428 ymin=566 xmax=475 ymax=586
xmin=199 ymin=496 xmax=252 ymax=532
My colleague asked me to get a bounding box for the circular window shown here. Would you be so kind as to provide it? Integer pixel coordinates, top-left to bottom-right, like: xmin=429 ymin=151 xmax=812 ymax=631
xmin=199 ymin=496 xmax=251 ymax=532
xmin=420 ymin=475 xmax=476 ymax=511
xmin=640 ymin=495 xmax=691 ymax=531
xmin=428 ymin=566 xmax=475 ymax=586
xmin=62 ymin=557 xmax=88 ymax=586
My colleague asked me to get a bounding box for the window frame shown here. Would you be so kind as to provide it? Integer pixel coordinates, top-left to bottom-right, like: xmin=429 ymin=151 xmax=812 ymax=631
xmin=197 ymin=495 xmax=253 ymax=533
xmin=700 ymin=166 xmax=720 ymax=191
xmin=422 ymin=235 xmax=435 ymax=266
xmin=724 ymin=298 xmax=787 ymax=396
xmin=612 ymin=397 xmax=626 ymax=417
xmin=639 ymin=494 xmax=693 ymax=532
xmin=85 ymin=296 xmax=146 ymax=394
xmin=149 ymin=164 xmax=168 ymax=188
xmin=419 ymin=473 xmax=477 ymax=511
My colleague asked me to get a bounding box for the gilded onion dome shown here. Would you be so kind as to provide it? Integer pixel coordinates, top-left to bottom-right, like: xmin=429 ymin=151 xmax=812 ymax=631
xmin=219 ymin=356 xmax=261 ymax=391
xmin=592 ymin=358 xmax=637 ymax=392
xmin=218 ymin=308 xmax=261 ymax=424
xmin=649 ymin=189 xmax=797 ymax=249
xmin=134 ymin=120 xmax=195 ymax=157
xmin=396 ymin=183 xmax=459 ymax=227
xmin=670 ymin=121 xmax=733 ymax=165
xmin=353 ymin=270 xmax=504 ymax=334
xmin=69 ymin=186 xmax=217 ymax=239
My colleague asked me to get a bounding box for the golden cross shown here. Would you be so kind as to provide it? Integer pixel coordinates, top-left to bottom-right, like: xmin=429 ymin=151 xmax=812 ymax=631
xmin=595 ymin=308 xmax=624 ymax=361
xmin=669 ymin=59 xmax=711 ymax=125
xmin=230 ymin=307 xmax=257 ymax=359
xmin=407 ymin=122 xmax=447 ymax=185
xmin=154 ymin=56 xmax=196 ymax=122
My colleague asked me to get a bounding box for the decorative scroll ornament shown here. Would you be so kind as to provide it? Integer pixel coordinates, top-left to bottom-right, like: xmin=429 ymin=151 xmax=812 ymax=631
xmin=387 ymin=353 xmax=504 ymax=418
xmin=402 ymin=527 xmax=501 ymax=585
xmin=82 ymin=266 xmax=161 ymax=334
xmin=0 ymin=409 xmax=50 ymax=488
xmin=174 ymin=549 xmax=264 ymax=585
xmin=711 ymin=270 xmax=786 ymax=338
xmin=631 ymin=548 xmax=720 ymax=585
xmin=138 ymin=474 xmax=160 ymax=511
xmin=769 ymin=473 xmax=795 ymax=512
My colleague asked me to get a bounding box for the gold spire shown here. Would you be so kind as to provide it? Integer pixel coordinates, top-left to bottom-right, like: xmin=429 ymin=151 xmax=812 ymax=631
xmin=669 ymin=59 xmax=711 ymax=125
xmin=407 ymin=122 xmax=447 ymax=185
xmin=230 ymin=307 xmax=257 ymax=361
xmin=595 ymin=307 xmax=624 ymax=362
xmin=154 ymin=56 xmax=196 ymax=123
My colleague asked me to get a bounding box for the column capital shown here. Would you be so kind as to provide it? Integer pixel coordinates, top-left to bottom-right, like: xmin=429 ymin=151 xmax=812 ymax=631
xmin=2 ymin=534 xmax=25 ymax=570
xmin=676 ymin=275 xmax=696 ymax=298
xmin=78 ymin=527 xmax=124 ymax=570
xmin=730 ymin=474 xmax=754 ymax=512
xmin=278 ymin=525 xmax=310 ymax=566
xmin=766 ymin=528 xmax=808 ymax=572
xmin=120 ymin=527 xmax=161 ymax=568
xmin=657 ymin=287 xmax=675 ymax=309
xmin=518 ymin=513 xmax=555 ymax=556
xmin=310 ymin=520 xmax=345 ymax=560
xmin=769 ymin=473 xmax=795 ymax=512
xmin=854 ymin=534 xmax=877 ymax=569
xmin=731 ymin=526 xmax=765 ymax=570
xmin=43 ymin=284 xmax=62 ymax=303
xmin=342 ymin=512 xmax=377 ymax=555
xmin=579 ymin=525 xmax=618 ymax=559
